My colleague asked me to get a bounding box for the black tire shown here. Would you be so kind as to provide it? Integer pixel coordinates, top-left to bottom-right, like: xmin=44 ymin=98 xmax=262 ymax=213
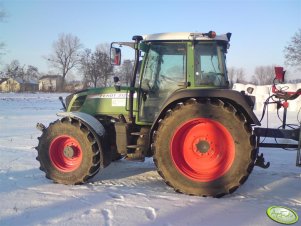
xmin=153 ymin=98 xmax=256 ymax=197
xmin=36 ymin=117 xmax=105 ymax=184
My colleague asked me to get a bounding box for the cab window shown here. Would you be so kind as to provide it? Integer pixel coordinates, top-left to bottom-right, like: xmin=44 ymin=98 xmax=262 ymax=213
xmin=194 ymin=43 xmax=226 ymax=87
xmin=139 ymin=43 xmax=186 ymax=122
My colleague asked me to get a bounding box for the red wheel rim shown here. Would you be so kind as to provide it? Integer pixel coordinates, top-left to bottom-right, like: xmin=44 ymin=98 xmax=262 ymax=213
xmin=171 ymin=118 xmax=235 ymax=182
xmin=49 ymin=135 xmax=83 ymax=172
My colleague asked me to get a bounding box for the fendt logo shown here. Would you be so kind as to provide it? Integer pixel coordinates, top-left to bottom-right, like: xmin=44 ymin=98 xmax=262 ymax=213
xmin=266 ymin=206 xmax=299 ymax=225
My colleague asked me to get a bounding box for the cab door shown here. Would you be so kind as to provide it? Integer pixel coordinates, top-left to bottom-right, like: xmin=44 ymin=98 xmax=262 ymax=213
xmin=138 ymin=42 xmax=187 ymax=123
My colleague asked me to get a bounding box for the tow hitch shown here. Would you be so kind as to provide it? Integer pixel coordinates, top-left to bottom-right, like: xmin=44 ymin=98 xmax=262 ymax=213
xmin=254 ymin=67 xmax=301 ymax=168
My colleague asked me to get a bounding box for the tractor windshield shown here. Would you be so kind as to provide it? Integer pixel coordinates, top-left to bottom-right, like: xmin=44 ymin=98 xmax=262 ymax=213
xmin=194 ymin=43 xmax=227 ymax=87
xmin=139 ymin=42 xmax=186 ymax=122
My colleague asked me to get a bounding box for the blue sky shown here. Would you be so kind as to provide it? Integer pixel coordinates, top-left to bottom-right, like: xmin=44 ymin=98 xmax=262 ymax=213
xmin=0 ymin=0 xmax=300 ymax=80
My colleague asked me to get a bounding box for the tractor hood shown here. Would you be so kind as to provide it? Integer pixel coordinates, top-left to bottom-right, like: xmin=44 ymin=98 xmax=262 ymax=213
xmin=65 ymin=87 xmax=138 ymax=118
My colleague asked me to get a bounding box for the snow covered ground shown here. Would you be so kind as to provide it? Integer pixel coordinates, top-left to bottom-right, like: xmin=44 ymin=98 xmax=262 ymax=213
xmin=0 ymin=92 xmax=300 ymax=226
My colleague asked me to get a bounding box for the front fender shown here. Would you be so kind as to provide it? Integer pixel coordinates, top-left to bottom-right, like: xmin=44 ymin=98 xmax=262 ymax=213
xmin=57 ymin=111 xmax=105 ymax=137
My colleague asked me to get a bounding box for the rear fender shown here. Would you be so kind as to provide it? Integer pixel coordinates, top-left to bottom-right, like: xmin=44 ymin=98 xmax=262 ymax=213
xmin=150 ymin=89 xmax=260 ymax=139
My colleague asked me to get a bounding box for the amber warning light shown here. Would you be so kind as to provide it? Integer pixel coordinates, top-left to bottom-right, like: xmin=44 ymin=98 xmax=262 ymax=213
xmin=209 ymin=31 xmax=216 ymax=38
xmin=204 ymin=31 xmax=216 ymax=38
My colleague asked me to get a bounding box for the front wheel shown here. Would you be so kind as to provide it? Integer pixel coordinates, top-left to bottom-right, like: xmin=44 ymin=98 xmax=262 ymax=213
xmin=36 ymin=117 xmax=105 ymax=184
xmin=153 ymin=98 xmax=256 ymax=197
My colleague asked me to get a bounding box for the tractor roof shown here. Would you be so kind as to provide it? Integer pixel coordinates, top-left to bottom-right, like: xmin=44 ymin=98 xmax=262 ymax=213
xmin=143 ymin=32 xmax=231 ymax=42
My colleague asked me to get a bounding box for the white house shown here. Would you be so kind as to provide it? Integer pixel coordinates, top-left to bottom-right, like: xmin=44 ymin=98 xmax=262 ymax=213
xmin=0 ymin=78 xmax=38 ymax=92
xmin=0 ymin=78 xmax=20 ymax=92
xmin=39 ymin=75 xmax=63 ymax=92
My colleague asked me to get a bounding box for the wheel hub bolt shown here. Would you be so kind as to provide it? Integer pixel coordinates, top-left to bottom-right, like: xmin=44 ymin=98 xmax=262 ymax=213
xmin=196 ymin=140 xmax=210 ymax=154
xmin=63 ymin=146 xmax=74 ymax=158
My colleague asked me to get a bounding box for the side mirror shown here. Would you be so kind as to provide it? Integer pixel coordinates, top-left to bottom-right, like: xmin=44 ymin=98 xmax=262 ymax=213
xmin=274 ymin=66 xmax=286 ymax=83
xmin=110 ymin=47 xmax=121 ymax=65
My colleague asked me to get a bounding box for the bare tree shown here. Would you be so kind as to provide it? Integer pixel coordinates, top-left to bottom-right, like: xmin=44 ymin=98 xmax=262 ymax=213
xmin=284 ymin=29 xmax=301 ymax=70
xmin=118 ymin=60 xmax=133 ymax=86
xmin=0 ymin=6 xmax=7 ymax=58
xmin=95 ymin=43 xmax=113 ymax=86
xmin=46 ymin=33 xmax=82 ymax=90
xmin=227 ymin=67 xmax=235 ymax=87
xmin=5 ymin=60 xmax=23 ymax=79
xmin=96 ymin=49 xmax=113 ymax=87
xmin=96 ymin=43 xmax=111 ymax=57
xmin=25 ymin=65 xmax=40 ymax=81
xmin=80 ymin=47 xmax=113 ymax=88
xmin=80 ymin=49 xmax=92 ymax=87
xmin=227 ymin=67 xmax=247 ymax=86
xmin=235 ymin=68 xmax=246 ymax=83
xmin=251 ymin=65 xmax=275 ymax=85
xmin=5 ymin=60 xmax=40 ymax=83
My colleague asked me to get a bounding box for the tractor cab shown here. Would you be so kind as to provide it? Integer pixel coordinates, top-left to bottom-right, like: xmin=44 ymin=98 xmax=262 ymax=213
xmin=111 ymin=31 xmax=232 ymax=123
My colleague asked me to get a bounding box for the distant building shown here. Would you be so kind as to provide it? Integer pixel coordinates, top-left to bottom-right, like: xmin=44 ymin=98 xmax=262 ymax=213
xmin=0 ymin=78 xmax=20 ymax=92
xmin=39 ymin=75 xmax=63 ymax=92
xmin=17 ymin=78 xmax=39 ymax=92
xmin=0 ymin=78 xmax=39 ymax=92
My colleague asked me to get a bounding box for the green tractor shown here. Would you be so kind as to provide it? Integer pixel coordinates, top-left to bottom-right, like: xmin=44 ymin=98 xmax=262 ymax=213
xmin=37 ymin=31 xmax=299 ymax=197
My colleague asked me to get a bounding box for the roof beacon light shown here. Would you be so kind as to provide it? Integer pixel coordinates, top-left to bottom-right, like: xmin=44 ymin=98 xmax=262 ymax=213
xmin=205 ymin=31 xmax=216 ymax=38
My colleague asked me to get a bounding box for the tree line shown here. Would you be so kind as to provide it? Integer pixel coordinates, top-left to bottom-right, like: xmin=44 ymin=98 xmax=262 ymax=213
xmin=0 ymin=33 xmax=134 ymax=91
xmin=228 ymin=65 xmax=301 ymax=87
xmin=0 ymin=6 xmax=300 ymax=90
xmin=0 ymin=6 xmax=6 ymax=60
xmin=218 ymin=28 xmax=301 ymax=86
xmin=1 ymin=30 xmax=300 ymax=91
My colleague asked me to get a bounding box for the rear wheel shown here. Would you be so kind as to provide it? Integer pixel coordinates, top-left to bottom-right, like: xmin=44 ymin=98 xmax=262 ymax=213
xmin=153 ymin=98 xmax=256 ymax=197
xmin=36 ymin=117 xmax=105 ymax=184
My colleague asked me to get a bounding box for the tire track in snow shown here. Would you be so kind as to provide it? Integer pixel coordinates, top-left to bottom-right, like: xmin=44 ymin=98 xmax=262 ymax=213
xmin=149 ymin=194 xmax=180 ymax=201
xmin=114 ymin=202 xmax=157 ymax=221
xmin=289 ymin=198 xmax=301 ymax=206
xmin=144 ymin=206 xmax=156 ymax=221
xmin=106 ymin=189 xmax=157 ymax=222
xmin=108 ymin=192 xmax=125 ymax=201
xmin=102 ymin=209 xmax=113 ymax=226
